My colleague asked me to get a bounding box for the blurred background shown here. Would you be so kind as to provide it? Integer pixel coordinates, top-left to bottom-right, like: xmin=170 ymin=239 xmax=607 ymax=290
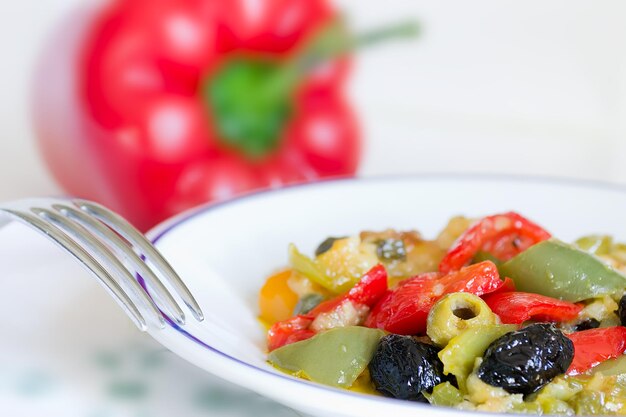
xmin=2 ymin=0 xmax=626 ymax=416
xmin=5 ymin=0 xmax=626 ymax=207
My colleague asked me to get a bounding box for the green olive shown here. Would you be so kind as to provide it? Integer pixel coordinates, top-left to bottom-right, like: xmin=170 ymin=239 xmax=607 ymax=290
xmin=575 ymin=235 xmax=613 ymax=255
xmin=427 ymin=292 xmax=497 ymax=347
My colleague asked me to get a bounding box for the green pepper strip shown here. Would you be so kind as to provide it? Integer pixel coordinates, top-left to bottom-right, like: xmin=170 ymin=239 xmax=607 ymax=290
xmin=499 ymin=239 xmax=626 ymax=302
xmin=289 ymin=243 xmax=359 ymax=293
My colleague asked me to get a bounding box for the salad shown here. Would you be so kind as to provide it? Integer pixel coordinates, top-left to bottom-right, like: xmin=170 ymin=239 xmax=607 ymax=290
xmin=258 ymin=212 xmax=626 ymax=415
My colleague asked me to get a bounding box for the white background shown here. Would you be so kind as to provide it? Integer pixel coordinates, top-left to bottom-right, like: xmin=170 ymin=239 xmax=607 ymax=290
xmin=3 ymin=0 xmax=626 ymax=203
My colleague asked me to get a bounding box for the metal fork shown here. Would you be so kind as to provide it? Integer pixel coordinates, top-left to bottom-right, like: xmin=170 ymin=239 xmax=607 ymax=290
xmin=0 ymin=198 xmax=204 ymax=331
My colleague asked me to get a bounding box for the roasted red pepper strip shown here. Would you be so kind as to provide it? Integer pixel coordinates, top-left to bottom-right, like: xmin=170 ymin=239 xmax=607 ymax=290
xmin=439 ymin=212 xmax=551 ymax=273
xmin=346 ymin=264 xmax=388 ymax=306
xmin=268 ymin=264 xmax=387 ymax=350
xmin=308 ymin=297 xmax=345 ymax=317
xmin=309 ymin=263 xmax=388 ymax=315
xmin=365 ymin=261 xmax=504 ymax=335
xmin=483 ymin=292 xmax=583 ymax=325
xmin=267 ymin=315 xmax=315 ymax=351
xmin=567 ymin=327 xmax=626 ymax=375
xmin=491 ymin=277 xmax=516 ymax=294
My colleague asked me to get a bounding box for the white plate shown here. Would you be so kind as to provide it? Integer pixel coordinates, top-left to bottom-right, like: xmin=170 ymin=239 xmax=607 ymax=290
xmin=145 ymin=175 xmax=626 ymax=417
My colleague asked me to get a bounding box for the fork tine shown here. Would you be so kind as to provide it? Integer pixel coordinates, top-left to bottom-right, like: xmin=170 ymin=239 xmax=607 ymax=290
xmin=74 ymin=200 xmax=204 ymax=322
xmin=3 ymin=208 xmax=149 ymax=331
xmin=31 ymin=207 xmax=166 ymax=330
xmin=52 ymin=203 xmax=186 ymax=325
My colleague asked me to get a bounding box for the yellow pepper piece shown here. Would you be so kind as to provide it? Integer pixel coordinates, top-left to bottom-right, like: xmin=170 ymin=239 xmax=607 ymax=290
xmin=259 ymin=269 xmax=299 ymax=324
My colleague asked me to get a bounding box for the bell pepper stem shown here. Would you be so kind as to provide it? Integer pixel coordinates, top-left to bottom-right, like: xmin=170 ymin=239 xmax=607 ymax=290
xmin=207 ymin=18 xmax=419 ymax=158
xmin=271 ymin=18 xmax=420 ymax=93
xmin=299 ymin=18 xmax=418 ymax=71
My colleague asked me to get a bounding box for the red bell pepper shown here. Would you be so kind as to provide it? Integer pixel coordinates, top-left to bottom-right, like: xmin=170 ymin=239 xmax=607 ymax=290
xmin=268 ymin=264 xmax=387 ymax=350
xmin=483 ymin=291 xmax=583 ymax=325
xmin=35 ymin=0 xmax=355 ymax=231
xmin=439 ymin=212 xmax=551 ymax=273
xmin=365 ymin=261 xmax=504 ymax=335
xmin=34 ymin=0 xmax=416 ymax=231
xmin=567 ymin=327 xmax=626 ymax=375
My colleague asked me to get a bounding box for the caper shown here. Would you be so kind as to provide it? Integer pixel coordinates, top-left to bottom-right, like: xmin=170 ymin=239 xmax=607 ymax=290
xmin=376 ymin=239 xmax=406 ymax=261
xmin=573 ymin=318 xmax=601 ymax=331
xmin=427 ymin=293 xmax=497 ymax=347
xmin=618 ymin=294 xmax=626 ymax=326
xmin=314 ymin=236 xmax=346 ymax=257
xmin=293 ymin=293 xmax=325 ymax=315
xmin=471 ymin=251 xmax=501 ymax=267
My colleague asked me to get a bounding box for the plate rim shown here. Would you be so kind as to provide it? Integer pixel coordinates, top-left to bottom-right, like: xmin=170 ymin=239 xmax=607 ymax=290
xmin=149 ymin=172 xmax=626 ymax=243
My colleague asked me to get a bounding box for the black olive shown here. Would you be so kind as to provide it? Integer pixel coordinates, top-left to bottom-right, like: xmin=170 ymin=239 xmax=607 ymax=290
xmin=477 ymin=323 xmax=574 ymax=396
xmin=376 ymin=239 xmax=407 ymax=261
xmin=574 ymin=318 xmax=601 ymax=332
xmin=617 ymin=295 xmax=626 ymax=326
xmin=314 ymin=237 xmax=346 ymax=257
xmin=293 ymin=294 xmax=324 ymax=315
xmin=369 ymin=334 xmax=448 ymax=402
